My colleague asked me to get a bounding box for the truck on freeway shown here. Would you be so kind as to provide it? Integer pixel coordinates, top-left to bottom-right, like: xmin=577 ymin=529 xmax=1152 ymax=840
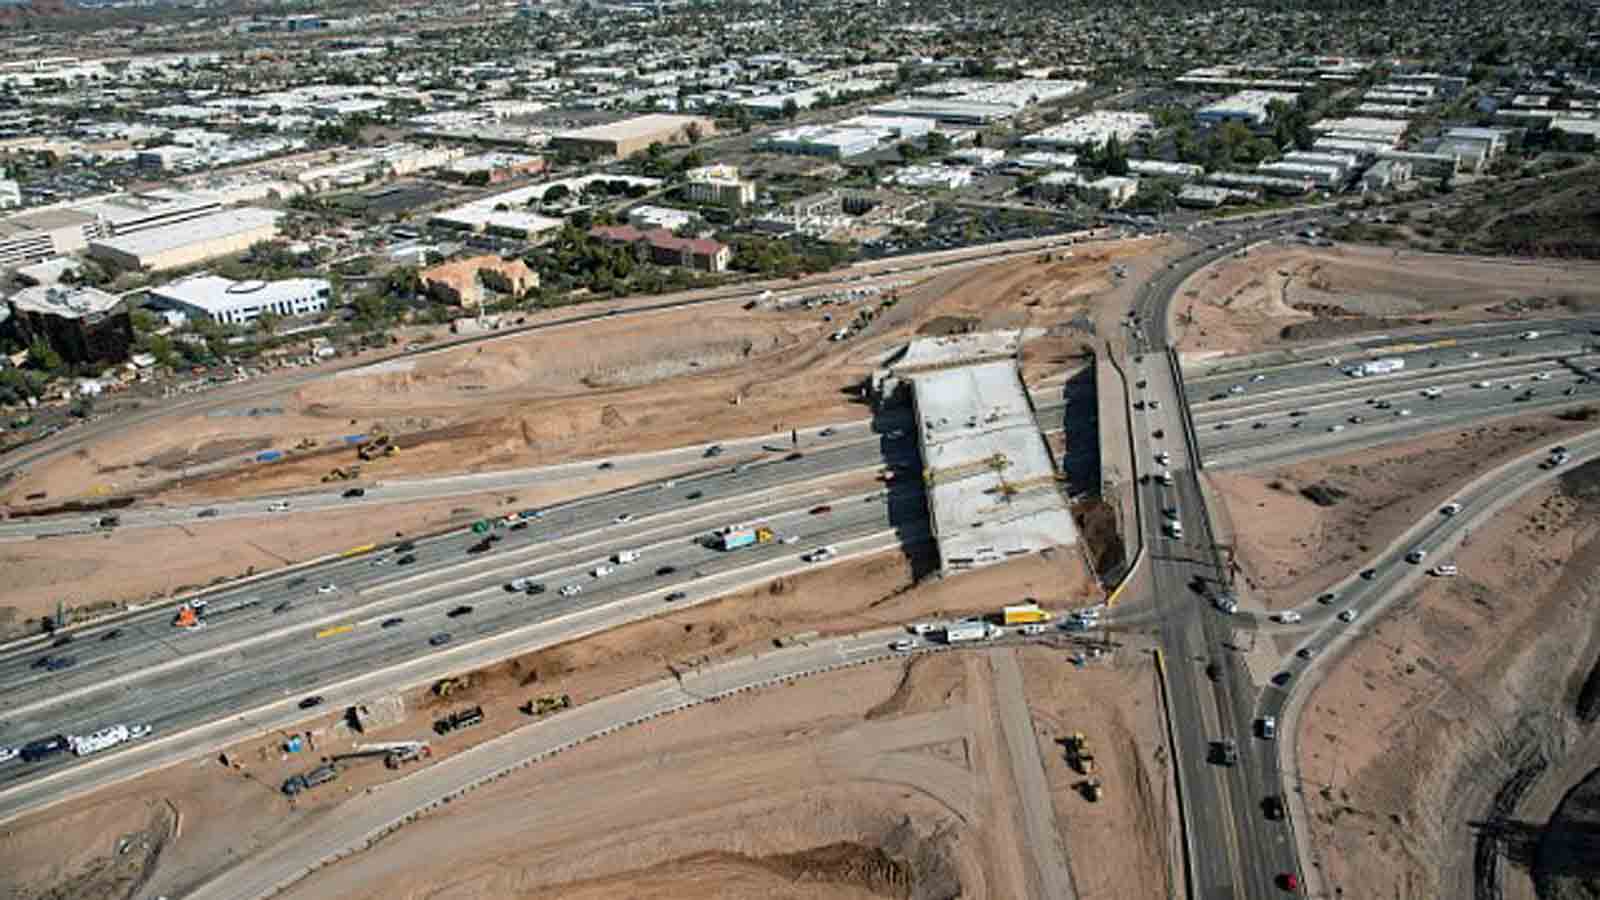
xmin=712 ymin=524 xmax=775 ymax=551
xmin=1346 ymin=357 xmax=1405 ymax=378
xmin=943 ymin=621 xmax=1002 ymax=644
xmin=613 ymin=549 xmax=641 ymax=564
xmin=21 ymin=735 xmax=71 ymax=763
xmin=1002 ymin=604 xmax=1052 ymax=625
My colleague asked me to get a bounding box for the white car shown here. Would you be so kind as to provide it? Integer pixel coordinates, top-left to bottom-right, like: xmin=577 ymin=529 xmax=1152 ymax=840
xmin=908 ymin=622 xmax=938 ymax=635
xmin=267 ymin=501 xmax=291 ymax=512
xmin=1405 ymin=549 xmax=1427 ymax=564
xmin=1421 ymin=387 xmax=1443 ymax=399
xmin=1532 ymin=372 xmax=1552 ymax=381
xmin=1520 ymin=330 xmax=1541 ymax=340
xmin=591 ymin=564 xmax=614 ymax=578
xmin=1473 ymin=381 xmax=1492 ymax=389
xmin=1396 ymin=408 xmax=1413 ymax=417
xmin=1020 ymin=623 xmax=1048 ymax=636
xmin=129 ymin=724 xmax=152 ymax=739
xmin=1441 ymin=502 xmax=1462 ymax=516
xmin=780 ymin=535 xmax=800 ymax=545
xmin=1337 ymin=609 xmax=1359 ymax=623
xmin=559 ymin=584 xmax=582 ymax=597
xmin=316 ymin=583 xmax=336 ymax=594
xmin=613 ymin=513 xmax=634 ymax=524
xmin=1328 ymin=424 xmax=1346 ymax=433
xmin=1229 ymin=384 xmax=1246 ymax=395
xmin=0 ymin=745 xmax=16 ymax=763
xmin=1430 ymin=564 xmax=1460 ymax=577
xmin=1275 ymin=611 xmax=1303 ymax=624
xmin=803 ymin=546 xmax=837 ymax=563
xmin=890 ymin=639 xmax=916 ymax=652
xmin=1250 ymin=374 xmax=1267 ymax=383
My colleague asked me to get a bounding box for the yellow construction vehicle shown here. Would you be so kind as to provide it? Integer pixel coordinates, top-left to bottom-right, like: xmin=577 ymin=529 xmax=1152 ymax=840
xmin=1065 ymin=732 xmax=1096 ymax=775
xmin=357 ymin=434 xmax=399 ymax=461
xmin=322 ymin=464 xmax=363 ymax=483
xmin=521 ymin=694 xmax=573 ymax=717
xmin=432 ymin=675 xmax=475 ymax=697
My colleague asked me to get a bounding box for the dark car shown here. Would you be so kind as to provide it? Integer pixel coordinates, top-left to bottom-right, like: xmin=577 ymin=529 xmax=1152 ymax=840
xmin=510 ymin=520 xmax=530 ymax=531
xmin=1152 ymin=429 xmax=1165 ymax=439
xmin=785 ymin=451 xmax=804 ymax=461
xmin=287 ymin=576 xmax=308 ymax=588
xmin=1271 ymin=671 xmax=1294 ymax=687
xmin=1263 ymin=795 xmax=1285 ymax=820
xmin=1205 ymin=661 xmax=1221 ymax=682
xmin=298 ymin=695 xmax=324 ymax=710
xmin=597 ymin=461 xmax=614 ymax=470
xmin=51 ymin=634 xmax=75 ymax=648
xmin=100 ymin=628 xmax=123 ymax=642
xmin=1359 ymin=568 xmax=1377 ymax=580
xmin=396 ymin=553 xmax=417 ymax=566
xmin=395 ymin=542 xmax=416 ymax=553
xmin=447 ymin=605 xmax=474 ymax=618
xmin=381 ymin=617 xmax=405 ymax=628
xmin=810 ymin=505 xmax=832 ymax=515
xmin=1136 ymin=379 xmax=1148 ymax=389
xmin=704 ymin=445 xmax=724 ymax=458
xmin=429 ymin=632 xmax=453 ymax=647
xmin=685 ymin=490 xmax=703 ymax=500
xmin=273 ymin=601 xmax=292 ymax=614
xmin=524 ymin=583 xmax=546 ymax=596
xmin=656 ymin=565 xmax=677 ymax=576
xmin=343 ymin=487 xmax=366 ymax=499
xmin=197 ymin=507 xmax=220 ymax=518
xmin=664 ymin=591 xmax=688 ymax=603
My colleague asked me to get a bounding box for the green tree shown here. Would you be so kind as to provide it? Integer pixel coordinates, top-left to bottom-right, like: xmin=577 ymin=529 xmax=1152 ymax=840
xmin=1102 ymin=134 xmax=1130 ymax=176
xmin=26 ymin=338 xmax=62 ymax=374
xmin=685 ymin=121 xmax=703 ymax=145
xmin=255 ymin=311 xmax=281 ymax=336
xmin=781 ymin=98 xmax=799 ymax=121
xmin=926 ymin=131 xmax=952 ymax=155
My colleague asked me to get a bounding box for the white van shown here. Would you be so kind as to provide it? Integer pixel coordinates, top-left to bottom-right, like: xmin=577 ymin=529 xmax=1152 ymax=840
xmin=613 ymin=549 xmax=640 ymax=565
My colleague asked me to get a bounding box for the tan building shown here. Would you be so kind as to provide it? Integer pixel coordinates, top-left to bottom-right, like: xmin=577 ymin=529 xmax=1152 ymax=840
xmin=550 ymin=114 xmax=716 ymax=160
xmin=87 ymin=207 xmax=281 ymax=272
xmin=420 ymin=254 xmax=539 ymax=308
xmin=684 ymin=164 xmax=756 ymax=208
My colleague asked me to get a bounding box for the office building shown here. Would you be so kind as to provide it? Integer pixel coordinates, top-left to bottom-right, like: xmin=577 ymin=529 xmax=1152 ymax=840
xmin=6 ymin=285 xmax=132 ymax=365
xmin=420 ymin=255 xmax=539 ymax=309
xmin=0 ymin=207 xmax=101 ymax=269
xmin=684 ymin=165 xmax=756 ymax=208
xmin=588 ymin=225 xmax=730 ymax=273
xmin=147 ymin=274 xmax=332 ymax=326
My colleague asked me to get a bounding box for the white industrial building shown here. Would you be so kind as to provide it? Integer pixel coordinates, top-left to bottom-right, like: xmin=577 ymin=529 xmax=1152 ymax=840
xmin=1021 ymin=112 xmax=1152 ymax=150
xmin=1127 ymin=159 xmax=1203 ymax=179
xmin=1311 ymin=116 xmax=1409 ymax=144
xmin=1196 ymin=90 xmax=1300 ymax=127
xmin=1007 ymin=151 xmax=1079 ymax=171
xmin=0 ymin=179 xmax=22 ymax=210
xmin=867 ymin=98 xmax=1016 ymax=125
xmin=147 ymin=274 xmax=332 ymax=325
xmin=760 ymin=124 xmax=894 ymax=159
xmin=88 ymin=207 xmax=282 ymax=272
xmin=886 ymin=165 xmax=973 ymax=190
xmin=626 ymin=204 xmax=694 ymax=231
xmin=1256 ymin=161 xmax=1344 ymax=187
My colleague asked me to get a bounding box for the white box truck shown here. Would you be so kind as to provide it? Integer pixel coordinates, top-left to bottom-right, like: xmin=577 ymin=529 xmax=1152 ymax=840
xmin=943 ymin=622 xmax=1001 ymax=644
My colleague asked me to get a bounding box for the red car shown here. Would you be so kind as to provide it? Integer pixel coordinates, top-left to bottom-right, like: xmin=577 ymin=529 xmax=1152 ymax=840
xmin=809 ymin=505 xmax=832 ymax=515
xmin=1278 ymin=873 xmax=1300 ymax=892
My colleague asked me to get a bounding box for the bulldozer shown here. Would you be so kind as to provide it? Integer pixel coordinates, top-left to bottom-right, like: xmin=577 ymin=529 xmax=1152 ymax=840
xmin=322 ymin=464 xmax=363 ymax=483
xmin=521 ymin=694 xmax=572 ymax=717
xmin=1064 ymin=732 xmax=1096 ymax=776
xmin=432 ymin=675 xmax=476 ymax=698
xmin=1081 ymin=777 xmax=1103 ymax=803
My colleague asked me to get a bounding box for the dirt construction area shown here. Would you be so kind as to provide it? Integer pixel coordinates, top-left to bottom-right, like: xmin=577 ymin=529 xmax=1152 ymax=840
xmin=1171 ymin=243 xmax=1600 ymax=356
xmin=1206 ymin=411 xmax=1597 ymax=611
xmin=0 ymin=239 xmax=1159 ymax=513
xmin=0 ymin=549 xmax=1149 ymax=900
xmin=1292 ymin=459 xmax=1600 ymax=900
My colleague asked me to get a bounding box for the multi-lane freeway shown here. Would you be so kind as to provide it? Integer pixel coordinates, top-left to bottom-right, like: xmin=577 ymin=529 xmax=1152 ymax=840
xmin=1186 ymin=320 xmax=1600 ymax=468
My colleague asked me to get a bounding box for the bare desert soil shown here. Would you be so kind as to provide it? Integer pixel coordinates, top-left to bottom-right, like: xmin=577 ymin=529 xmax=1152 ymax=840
xmin=0 ymin=462 xmax=700 ymax=635
xmin=1173 ymin=243 xmax=1600 ymax=355
xmin=2 ymin=548 xmax=1107 ymax=900
xmin=1207 ymin=412 xmax=1594 ymax=609
xmin=1 ymin=242 xmax=1157 ymax=513
xmin=1296 ymin=464 xmax=1600 ymax=899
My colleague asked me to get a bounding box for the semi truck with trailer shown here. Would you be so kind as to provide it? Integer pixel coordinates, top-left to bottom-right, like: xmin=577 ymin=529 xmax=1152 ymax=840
xmin=943 ymin=621 xmax=1002 ymax=644
xmin=712 ymin=525 xmax=775 ymax=551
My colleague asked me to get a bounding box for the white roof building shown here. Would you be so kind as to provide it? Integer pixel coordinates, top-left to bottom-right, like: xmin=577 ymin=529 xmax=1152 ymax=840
xmin=1021 ymin=112 xmax=1153 ymax=150
xmin=148 ymin=275 xmax=332 ymax=326
xmin=1196 ymin=90 xmax=1300 ymax=127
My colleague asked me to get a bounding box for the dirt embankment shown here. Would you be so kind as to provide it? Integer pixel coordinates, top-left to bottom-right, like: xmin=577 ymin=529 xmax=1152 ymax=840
xmin=1208 ymin=414 xmax=1594 ymax=608
xmin=1173 ymin=243 xmax=1600 ymax=356
xmin=1297 ymin=458 xmax=1600 ymax=899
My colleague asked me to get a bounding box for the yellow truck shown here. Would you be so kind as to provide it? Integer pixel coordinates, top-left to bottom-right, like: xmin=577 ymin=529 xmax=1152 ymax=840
xmin=1003 ymin=604 xmax=1052 ymax=626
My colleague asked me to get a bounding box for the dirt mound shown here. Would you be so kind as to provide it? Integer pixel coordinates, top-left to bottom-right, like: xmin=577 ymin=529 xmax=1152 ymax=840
xmin=1280 ymin=316 xmax=1410 ymax=342
xmin=866 ymin=653 xmax=967 ymax=721
xmin=1299 ymin=482 xmax=1347 ymax=507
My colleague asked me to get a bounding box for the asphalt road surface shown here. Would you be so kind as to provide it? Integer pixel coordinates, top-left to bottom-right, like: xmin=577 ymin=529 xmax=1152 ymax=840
xmin=0 ymin=430 xmax=933 ymax=797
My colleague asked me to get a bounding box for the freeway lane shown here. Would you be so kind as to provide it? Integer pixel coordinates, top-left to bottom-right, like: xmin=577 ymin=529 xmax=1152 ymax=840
xmin=0 ymin=481 xmax=931 ymax=794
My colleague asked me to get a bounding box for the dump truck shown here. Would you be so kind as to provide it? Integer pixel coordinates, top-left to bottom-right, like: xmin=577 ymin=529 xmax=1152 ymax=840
xmin=357 ymin=434 xmax=397 ymax=461
xmin=433 ymin=705 xmax=485 ymax=736
xmin=943 ymin=621 xmax=1001 ymax=644
xmin=1003 ymin=604 xmax=1052 ymax=626
xmin=712 ymin=524 xmax=775 ymax=551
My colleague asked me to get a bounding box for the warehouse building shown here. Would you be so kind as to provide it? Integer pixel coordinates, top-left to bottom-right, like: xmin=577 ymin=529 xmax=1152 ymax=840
xmin=0 ymin=207 xmax=101 ymax=269
xmin=1196 ymin=90 xmax=1300 ymax=128
xmin=88 ymin=207 xmax=282 ymax=272
xmin=6 ymin=284 xmax=132 ymax=365
xmin=147 ymin=274 xmax=332 ymax=325
xmin=549 ymin=114 xmax=715 ymax=160
xmin=1021 ymin=112 xmax=1152 ymax=150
